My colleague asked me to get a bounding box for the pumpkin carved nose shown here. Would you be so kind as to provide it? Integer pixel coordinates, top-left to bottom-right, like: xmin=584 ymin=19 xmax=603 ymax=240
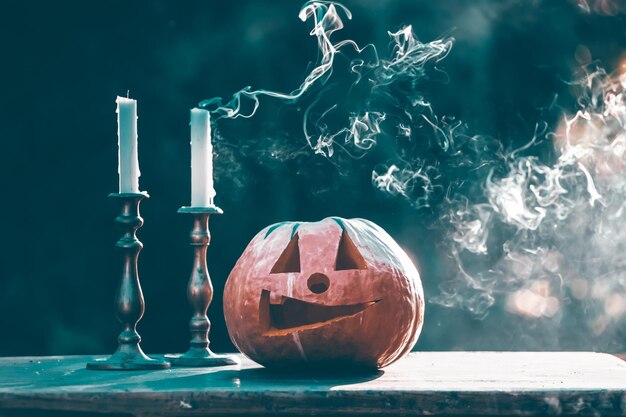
xmin=307 ymin=273 xmax=330 ymax=294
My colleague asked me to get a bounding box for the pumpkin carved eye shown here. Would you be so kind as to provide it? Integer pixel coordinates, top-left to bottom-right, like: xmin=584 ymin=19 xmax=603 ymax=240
xmin=270 ymin=230 xmax=367 ymax=274
xmin=335 ymin=230 xmax=367 ymax=270
xmin=270 ymin=233 xmax=301 ymax=273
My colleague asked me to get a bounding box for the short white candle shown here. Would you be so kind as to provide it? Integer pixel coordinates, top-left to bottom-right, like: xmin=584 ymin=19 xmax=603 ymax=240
xmin=190 ymin=108 xmax=215 ymax=207
xmin=116 ymin=96 xmax=140 ymax=193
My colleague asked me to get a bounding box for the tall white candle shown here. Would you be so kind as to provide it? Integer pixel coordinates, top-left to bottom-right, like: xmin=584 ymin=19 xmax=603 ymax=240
xmin=190 ymin=108 xmax=215 ymax=207
xmin=116 ymin=96 xmax=140 ymax=193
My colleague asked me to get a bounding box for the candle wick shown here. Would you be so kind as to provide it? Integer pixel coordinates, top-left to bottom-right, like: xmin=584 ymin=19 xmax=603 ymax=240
xmin=126 ymin=90 xmax=130 ymax=98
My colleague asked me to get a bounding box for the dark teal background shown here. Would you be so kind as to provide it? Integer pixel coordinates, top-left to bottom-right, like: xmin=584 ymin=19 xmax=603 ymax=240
xmin=1 ymin=1 xmax=625 ymax=356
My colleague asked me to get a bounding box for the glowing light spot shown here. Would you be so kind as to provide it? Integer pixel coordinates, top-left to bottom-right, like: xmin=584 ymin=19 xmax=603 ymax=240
xmin=506 ymin=281 xmax=560 ymax=319
xmin=569 ymin=279 xmax=589 ymax=300
xmin=604 ymin=294 xmax=626 ymax=318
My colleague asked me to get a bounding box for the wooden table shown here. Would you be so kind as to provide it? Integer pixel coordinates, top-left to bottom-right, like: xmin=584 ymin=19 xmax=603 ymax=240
xmin=0 ymin=352 xmax=625 ymax=416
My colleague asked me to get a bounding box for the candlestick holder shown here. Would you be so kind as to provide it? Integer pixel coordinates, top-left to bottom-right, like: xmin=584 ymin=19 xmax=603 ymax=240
xmin=165 ymin=206 xmax=240 ymax=367
xmin=87 ymin=193 xmax=171 ymax=371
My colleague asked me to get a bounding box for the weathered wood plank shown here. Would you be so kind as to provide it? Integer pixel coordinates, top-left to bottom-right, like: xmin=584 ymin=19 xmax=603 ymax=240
xmin=0 ymin=352 xmax=624 ymax=416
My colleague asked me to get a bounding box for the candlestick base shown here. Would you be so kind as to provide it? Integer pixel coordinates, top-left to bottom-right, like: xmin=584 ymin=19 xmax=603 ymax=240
xmin=177 ymin=206 xmax=223 ymax=214
xmin=165 ymin=349 xmax=240 ymax=367
xmin=88 ymin=345 xmax=170 ymax=370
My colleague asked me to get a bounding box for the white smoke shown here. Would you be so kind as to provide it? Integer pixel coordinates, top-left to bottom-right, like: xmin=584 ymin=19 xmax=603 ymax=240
xmin=203 ymin=1 xmax=453 ymax=163
xmin=437 ymin=63 xmax=626 ymax=337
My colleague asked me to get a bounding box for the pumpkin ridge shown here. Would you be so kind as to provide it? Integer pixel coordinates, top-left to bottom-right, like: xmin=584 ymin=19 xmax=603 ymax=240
xmin=264 ymin=222 xmax=290 ymax=239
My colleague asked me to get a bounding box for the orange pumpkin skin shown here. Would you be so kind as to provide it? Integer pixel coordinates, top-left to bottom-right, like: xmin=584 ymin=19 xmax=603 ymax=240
xmin=223 ymin=217 xmax=424 ymax=370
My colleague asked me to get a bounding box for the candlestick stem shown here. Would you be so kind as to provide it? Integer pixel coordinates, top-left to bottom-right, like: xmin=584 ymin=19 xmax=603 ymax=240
xmin=166 ymin=206 xmax=239 ymax=367
xmin=87 ymin=193 xmax=170 ymax=370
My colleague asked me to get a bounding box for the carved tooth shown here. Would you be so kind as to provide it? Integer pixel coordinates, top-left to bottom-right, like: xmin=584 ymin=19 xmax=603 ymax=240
xmin=269 ymin=292 xmax=286 ymax=305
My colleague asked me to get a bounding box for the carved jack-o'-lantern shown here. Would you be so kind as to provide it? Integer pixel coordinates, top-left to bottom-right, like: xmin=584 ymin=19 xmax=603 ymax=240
xmin=223 ymin=217 xmax=424 ymax=370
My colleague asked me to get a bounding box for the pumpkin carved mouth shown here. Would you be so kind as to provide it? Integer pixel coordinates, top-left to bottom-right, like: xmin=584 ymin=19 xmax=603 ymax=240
xmin=259 ymin=289 xmax=380 ymax=336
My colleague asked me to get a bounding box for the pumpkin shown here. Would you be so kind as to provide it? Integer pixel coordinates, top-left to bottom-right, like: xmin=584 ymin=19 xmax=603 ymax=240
xmin=223 ymin=217 xmax=424 ymax=370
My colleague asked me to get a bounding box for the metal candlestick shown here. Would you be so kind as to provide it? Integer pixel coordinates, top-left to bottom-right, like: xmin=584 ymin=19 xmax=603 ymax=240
xmin=165 ymin=206 xmax=240 ymax=367
xmin=87 ymin=193 xmax=170 ymax=370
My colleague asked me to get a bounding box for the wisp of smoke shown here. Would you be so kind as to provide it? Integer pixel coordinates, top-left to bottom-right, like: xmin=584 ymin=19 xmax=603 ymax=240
xmin=202 ymin=1 xmax=453 ymax=188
